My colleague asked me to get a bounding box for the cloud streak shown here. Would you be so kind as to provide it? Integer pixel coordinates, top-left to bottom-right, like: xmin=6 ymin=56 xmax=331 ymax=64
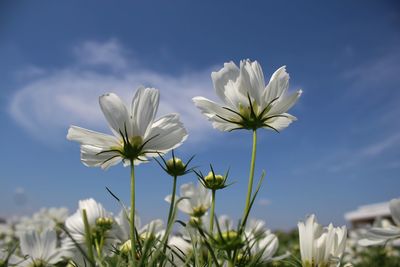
xmin=9 ymin=39 xmax=219 ymax=145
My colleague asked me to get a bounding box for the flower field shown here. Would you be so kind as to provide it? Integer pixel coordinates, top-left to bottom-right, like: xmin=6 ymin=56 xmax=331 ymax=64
xmin=1 ymin=60 xmax=399 ymax=267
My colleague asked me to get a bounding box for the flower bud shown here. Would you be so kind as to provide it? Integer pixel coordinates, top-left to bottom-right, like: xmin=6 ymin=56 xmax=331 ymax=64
xmin=191 ymin=205 xmax=208 ymax=218
xmin=166 ymin=157 xmax=187 ymax=176
xmin=96 ymin=217 xmax=113 ymax=231
xmin=119 ymin=239 xmax=131 ymax=255
xmin=213 ymin=230 xmax=243 ymax=251
xmin=204 ymin=171 xmax=225 ymax=189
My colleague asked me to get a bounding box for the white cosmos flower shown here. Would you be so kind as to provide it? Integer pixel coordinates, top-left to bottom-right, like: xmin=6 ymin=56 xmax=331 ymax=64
xmin=18 ymin=228 xmax=64 ymax=267
xmin=115 ymin=209 xmax=164 ymax=243
xmin=244 ymin=219 xmax=284 ymax=262
xmin=165 ymin=182 xmax=211 ymax=218
xmin=67 ymin=87 xmax=188 ymax=169
xmin=359 ymin=198 xmax=400 ymax=246
xmin=62 ymin=199 xmax=118 ymax=264
xmin=193 ymin=60 xmax=302 ymax=132
xmin=298 ymin=214 xmax=347 ymax=267
xmin=166 ymin=235 xmax=192 ymax=266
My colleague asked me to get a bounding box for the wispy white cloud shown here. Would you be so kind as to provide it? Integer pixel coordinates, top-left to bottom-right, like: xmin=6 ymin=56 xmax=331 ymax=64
xmin=257 ymin=198 xmax=271 ymax=207
xmin=360 ymin=133 xmax=400 ymax=157
xmin=73 ymin=39 xmax=129 ymax=69
xmin=292 ymin=47 xmax=400 ymax=177
xmin=9 ymin=39 xmax=219 ymax=145
xmin=343 ymin=46 xmax=400 ymax=89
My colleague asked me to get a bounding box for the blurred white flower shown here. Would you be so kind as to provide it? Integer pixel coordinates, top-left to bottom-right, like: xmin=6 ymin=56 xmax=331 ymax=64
xmin=165 ymin=182 xmax=211 ymax=218
xmin=35 ymin=207 xmax=69 ymax=224
xmin=298 ymin=214 xmax=347 ymax=267
xmin=0 ymin=222 xmax=15 ymax=245
xmin=115 ymin=208 xmax=164 ymax=244
xmin=62 ymin=199 xmax=117 ymax=264
xmin=0 ymin=248 xmax=20 ymax=266
xmin=359 ymin=198 xmax=400 ymax=246
xmin=166 ymin=235 xmax=192 ymax=266
xmin=15 ymin=216 xmax=55 ymax=236
xmin=193 ymin=60 xmax=302 ymax=132
xmin=67 ymin=87 xmax=187 ymax=169
xmin=18 ymin=228 xmax=64 ymax=267
xmin=343 ymin=229 xmax=366 ymax=265
xmin=244 ymin=219 xmax=282 ymax=262
xmin=12 ymin=207 xmax=68 ymax=241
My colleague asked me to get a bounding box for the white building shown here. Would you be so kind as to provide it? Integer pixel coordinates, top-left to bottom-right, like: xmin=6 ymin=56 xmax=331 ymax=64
xmin=345 ymin=201 xmax=392 ymax=228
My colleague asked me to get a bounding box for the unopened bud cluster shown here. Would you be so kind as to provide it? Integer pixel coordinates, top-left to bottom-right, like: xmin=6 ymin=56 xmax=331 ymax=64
xmin=204 ymin=171 xmax=225 ymax=190
xmin=213 ymin=230 xmax=244 ymax=251
xmin=166 ymin=157 xmax=187 ymax=176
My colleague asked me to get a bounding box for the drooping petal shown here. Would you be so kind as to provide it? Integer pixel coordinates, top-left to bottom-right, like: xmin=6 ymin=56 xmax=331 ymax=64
xmin=131 ymin=87 xmax=160 ymax=137
xmin=211 ymin=61 xmax=240 ymax=104
xmin=99 ymin=93 xmax=131 ymax=138
xmin=390 ymin=198 xmax=400 ymax=226
xmin=192 ymin=96 xmax=243 ymax=131
xmin=263 ymin=66 xmax=289 ymax=106
xmin=67 ymin=126 xmax=120 ymax=148
xmin=268 ymin=89 xmax=302 ymax=116
xmin=143 ymin=114 xmax=187 ymax=154
xmin=264 ymin=113 xmax=297 ymax=131
xmin=359 ymin=226 xmax=400 ymax=246
xmin=192 ymin=97 xmax=237 ymax=120
xmin=80 ymin=145 xmax=121 ymax=170
xmin=260 ymin=234 xmax=279 ymax=260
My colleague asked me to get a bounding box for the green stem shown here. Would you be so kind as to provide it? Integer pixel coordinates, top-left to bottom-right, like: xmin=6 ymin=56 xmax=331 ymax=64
xmin=130 ymin=160 xmax=137 ymax=266
xmin=208 ymin=190 xmax=216 ymax=266
xmin=163 ymin=175 xmax=177 ymax=257
xmin=82 ymin=209 xmax=95 ymax=267
xmin=243 ymin=130 xmax=257 ymax=221
xmin=166 ymin=175 xmax=178 ymax=225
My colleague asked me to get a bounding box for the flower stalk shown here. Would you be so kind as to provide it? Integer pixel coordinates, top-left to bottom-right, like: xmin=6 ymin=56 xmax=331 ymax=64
xmin=130 ymin=159 xmax=137 ymax=266
xmin=208 ymin=189 xmax=216 ymax=266
xmin=166 ymin=175 xmax=178 ymax=227
xmin=243 ymin=130 xmax=257 ymax=221
xmin=82 ymin=209 xmax=95 ymax=267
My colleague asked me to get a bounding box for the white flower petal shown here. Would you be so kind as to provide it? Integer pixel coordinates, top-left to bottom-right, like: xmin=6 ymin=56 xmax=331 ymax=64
xmin=80 ymin=145 xmax=121 ymax=170
xmin=390 ymin=198 xmax=400 ymax=226
xmin=99 ymin=93 xmax=131 ymax=137
xmin=177 ymin=199 xmax=194 ymax=215
xmin=264 ymin=113 xmax=297 ymax=131
xmin=131 ymin=87 xmax=159 ymax=137
xmin=240 ymin=59 xmax=264 ymax=105
xmin=260 ymin=234 xmax=279 ymax=260
xmin=268 ymin=89 xmax=302 ymax=116
xmin=143 ymin=114 xmax=187 ymax=153
xmin=192 ymin=96 xmax=242 ymax=131
xmin=224 ymin=79 xmax=248 ymax=109
xmin=67 ymin=126 xmax=120 ymax=147
xmin=211 ymin=61 xmax=240 ymax=104
xmin=78 ymin=198 xmax=109 ymax=225
xmin=263 ymin=66 xmax=289 ymax=105
xmin=359 ymin=226 xmax=400 ymax=246
xmin=192 ymin=96 xmax=235 ymax=119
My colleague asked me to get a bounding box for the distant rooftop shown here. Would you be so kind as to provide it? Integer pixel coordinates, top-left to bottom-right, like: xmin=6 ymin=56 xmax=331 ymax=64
xmin=345 ymin=201 xmax=391 ymax=222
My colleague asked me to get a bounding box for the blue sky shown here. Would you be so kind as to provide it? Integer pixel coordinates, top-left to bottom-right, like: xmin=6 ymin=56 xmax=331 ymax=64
xmin=0 ymin=1 xmax=399 ymax=230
